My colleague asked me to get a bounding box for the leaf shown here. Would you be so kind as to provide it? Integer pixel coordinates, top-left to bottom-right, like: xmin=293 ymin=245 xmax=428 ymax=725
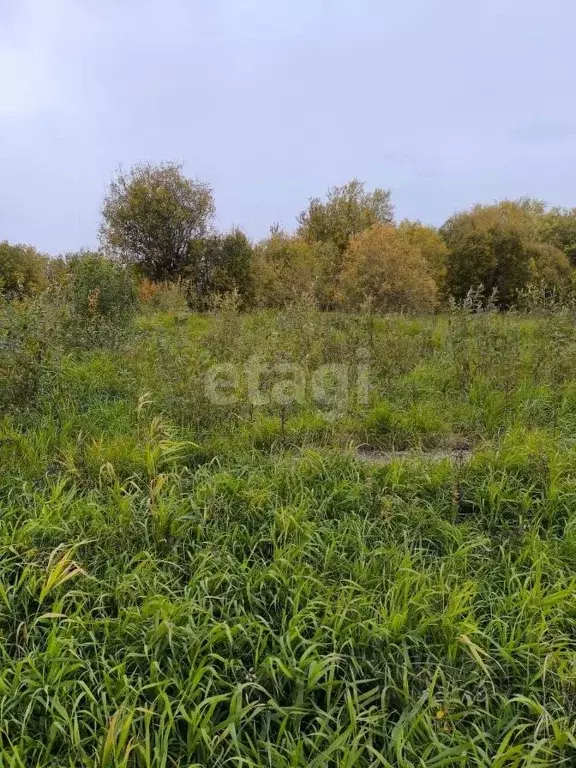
xmin=457 ymin=634 xmax=492 ymax=677
xmin=39 ymin=547 xmax=87 ymax=603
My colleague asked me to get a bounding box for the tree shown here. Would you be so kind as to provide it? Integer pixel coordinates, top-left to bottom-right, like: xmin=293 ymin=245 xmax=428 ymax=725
xmin=397 ymin=221 xmax=448 ymax=294
xmin=100 ymin=162 xmax=215 ymax=281
xmin=251 ymin=231 xmax=335 ymax=308
xmin=526 ymin=241 xmax=572 ymax=286
xmin=338 ymin=224 xmax=437 ymax=312
xmin=0 ymin=241 xmax=46 ymax=298
xmin=440 ymin=202 xmax=555 ymax=306
xmin=537 ymin=207 xmax=576 ymax=266
xmin=297 ymin=179 xmax=394 ymax=254
xmin=186 ymin=229 xmax=254 ymax=309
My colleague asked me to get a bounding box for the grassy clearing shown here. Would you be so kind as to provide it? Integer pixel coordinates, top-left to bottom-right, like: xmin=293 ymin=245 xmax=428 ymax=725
xmin=1 ymin=303 xmax=576 ymax=766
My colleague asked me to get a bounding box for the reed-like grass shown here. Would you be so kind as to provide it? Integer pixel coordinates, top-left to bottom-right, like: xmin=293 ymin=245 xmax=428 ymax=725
xmin=1 ymin=303 xmax=576 ymax=766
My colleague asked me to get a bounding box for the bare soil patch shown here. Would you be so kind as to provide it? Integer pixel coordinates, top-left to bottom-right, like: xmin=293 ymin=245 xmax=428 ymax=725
xmin=356 ymin=446 xmax=473 ymax=465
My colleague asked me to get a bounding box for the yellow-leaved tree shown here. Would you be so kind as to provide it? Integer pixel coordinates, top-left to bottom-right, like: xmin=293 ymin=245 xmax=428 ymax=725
xmin=338 ymin=224 xmax=438 ymax=312
xmin=397 ymin=221 xmax=449 ymax=298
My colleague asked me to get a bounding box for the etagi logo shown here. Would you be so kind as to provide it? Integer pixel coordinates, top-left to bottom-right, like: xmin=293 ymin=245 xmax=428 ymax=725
xmin=204 ymin=349 xmax=371 ymax=419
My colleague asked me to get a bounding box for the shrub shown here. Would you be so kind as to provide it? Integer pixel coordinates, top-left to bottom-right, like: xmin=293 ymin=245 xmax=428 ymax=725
xmin=0 ymin=240 xmax=47 ymax=298
xmin=527 ymin=241 xmax=572 ymax=286
xmin=138 ymin=278 xmax=190 ymax=314
xmin=297 ymin=179 xmax=394 ymax=254
xmin=0 ymin=293 xmax=63 ymax=411
xmin=338 ymin=224 xmax=438 ymax=312
xmin=251 ymin=231 xmax=335 ymax=308
xmin=64 ymin=251 xmax=138 ymax=347
xmin=186 ymin=229 xmax=254 ymax=310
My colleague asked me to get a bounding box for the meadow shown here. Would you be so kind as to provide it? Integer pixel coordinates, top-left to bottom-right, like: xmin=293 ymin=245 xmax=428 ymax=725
xmin=1 ymin=297 xmax=576 ymax=766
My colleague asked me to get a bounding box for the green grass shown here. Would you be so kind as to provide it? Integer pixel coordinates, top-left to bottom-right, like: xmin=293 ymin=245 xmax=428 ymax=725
xmin=1 ymin=304 xmax=576 ymax=765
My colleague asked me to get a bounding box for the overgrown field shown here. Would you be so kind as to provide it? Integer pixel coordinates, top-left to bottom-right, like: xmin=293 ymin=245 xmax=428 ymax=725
xmin=1 ymin=302 xmax=576 ymax=766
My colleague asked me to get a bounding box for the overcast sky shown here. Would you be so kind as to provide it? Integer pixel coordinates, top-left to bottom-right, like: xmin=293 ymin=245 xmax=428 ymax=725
xmin=1 ymin=0 xmax=575 ymax=255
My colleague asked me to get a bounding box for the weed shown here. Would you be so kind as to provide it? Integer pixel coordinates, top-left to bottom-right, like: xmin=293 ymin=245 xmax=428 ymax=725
xmin=1 ymin=307 xmax=576 ymax=765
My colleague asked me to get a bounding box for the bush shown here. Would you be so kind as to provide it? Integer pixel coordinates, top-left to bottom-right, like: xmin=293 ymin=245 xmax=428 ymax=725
xmin=527 ymin=241 xmax=572 ymax=286
xmin=397 ymin=221 xmax=449 ymax=298
xmin=338 ymin=224 xmax=438 ymax=312
xmin=138 ymin=278 xmax=190 ymax=314
xmin=0 ymin=293 xmax=63 ymax=411
xmin=100 ymin=162 xmax=215 ymax=281
xmin=0 ymin=241 xmax=46 ymax=298
xmin=251 ymin=231 xmax=335 ymax=309
xmin=297 ymin=179 xmax=394 ymax=254
xmin=64 ymin=251 xmax=138 ymax=347
xmin=186 ymin=229 xmax=254 ymax=310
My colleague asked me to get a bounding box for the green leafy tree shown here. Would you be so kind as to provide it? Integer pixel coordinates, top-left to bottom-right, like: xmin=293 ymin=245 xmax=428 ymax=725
xmin=297 ymin=179 xmax=394 ymax=254
xmin=187 ymin=229 xmax=254 ymax=309
xmin=338 ymin=224 xmax=437 ymax=312
xmin=0 ymin=241 xmax=46 ymax=297
xmin=440 ymin=201 xmax=561 ymax=306
xmin=100 ymin=162 xmax=215 ymax=281
xmin=537 ymin=207 xmax=576 ymax=266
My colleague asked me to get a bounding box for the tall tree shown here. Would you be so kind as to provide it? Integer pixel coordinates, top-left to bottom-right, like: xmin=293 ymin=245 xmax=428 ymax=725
xmin=297 ymin=179 xmax=394 ymax=254
xmin=100 ymin=162 xmax=215 ymax=281
xmin=441 ymin=201 xmax=571 ymax=306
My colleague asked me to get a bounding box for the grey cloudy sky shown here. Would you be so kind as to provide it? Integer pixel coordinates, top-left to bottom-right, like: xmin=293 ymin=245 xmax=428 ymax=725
xmin=1 ymin=0 xmax=575 ymax=255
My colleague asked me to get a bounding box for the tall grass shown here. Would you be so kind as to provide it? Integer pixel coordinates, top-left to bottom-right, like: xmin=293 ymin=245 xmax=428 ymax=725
xmin=1 ymin=299 xmax=576 ymax=765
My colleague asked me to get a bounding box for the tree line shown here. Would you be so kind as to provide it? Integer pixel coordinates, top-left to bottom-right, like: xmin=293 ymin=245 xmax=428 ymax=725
xmin=3 ymin=161 xmax=576 ymax=311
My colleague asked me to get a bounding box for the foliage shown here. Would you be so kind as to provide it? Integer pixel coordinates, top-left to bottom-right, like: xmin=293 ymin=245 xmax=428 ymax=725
xmin=0 ymin=293 xmax=63 ymax=411
xmin=186 ymin=229 xmax=254 ymax=309
xmin=44 ymin=255 xmax=69 ymax=287
xmin=397 ymin=220 xmax=449 ymax=295
xmin=5 ymin=163 xmax=576 ymax=762
xmin=297 ymin=178 xmax=394 ymax=254
xmin=96 ymin=168 xmax=576 ymax=311
xmin=537 ymin=206 xmax=576 ymax=265
xmin=0 ymin=240 xmax=46 ymax=297
xmin=338 ymin=223 xmax=438 ymax=312
xmin=137 ymin=278 xmax=189 ymax=314
xmin=516 ymin=279 xmax=576 ymax=314
xmin=527 ymin=241 xmax=572 ymax=286
xmin=64 ymin=251 xmax=138 ymax=347
xmin=100 ymin=161 xmax=215 ymax=281
xmin=441 ymin=201 xmax=567 ymax=307
xmin=251 ymin=231 xmax=335 ymax=308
